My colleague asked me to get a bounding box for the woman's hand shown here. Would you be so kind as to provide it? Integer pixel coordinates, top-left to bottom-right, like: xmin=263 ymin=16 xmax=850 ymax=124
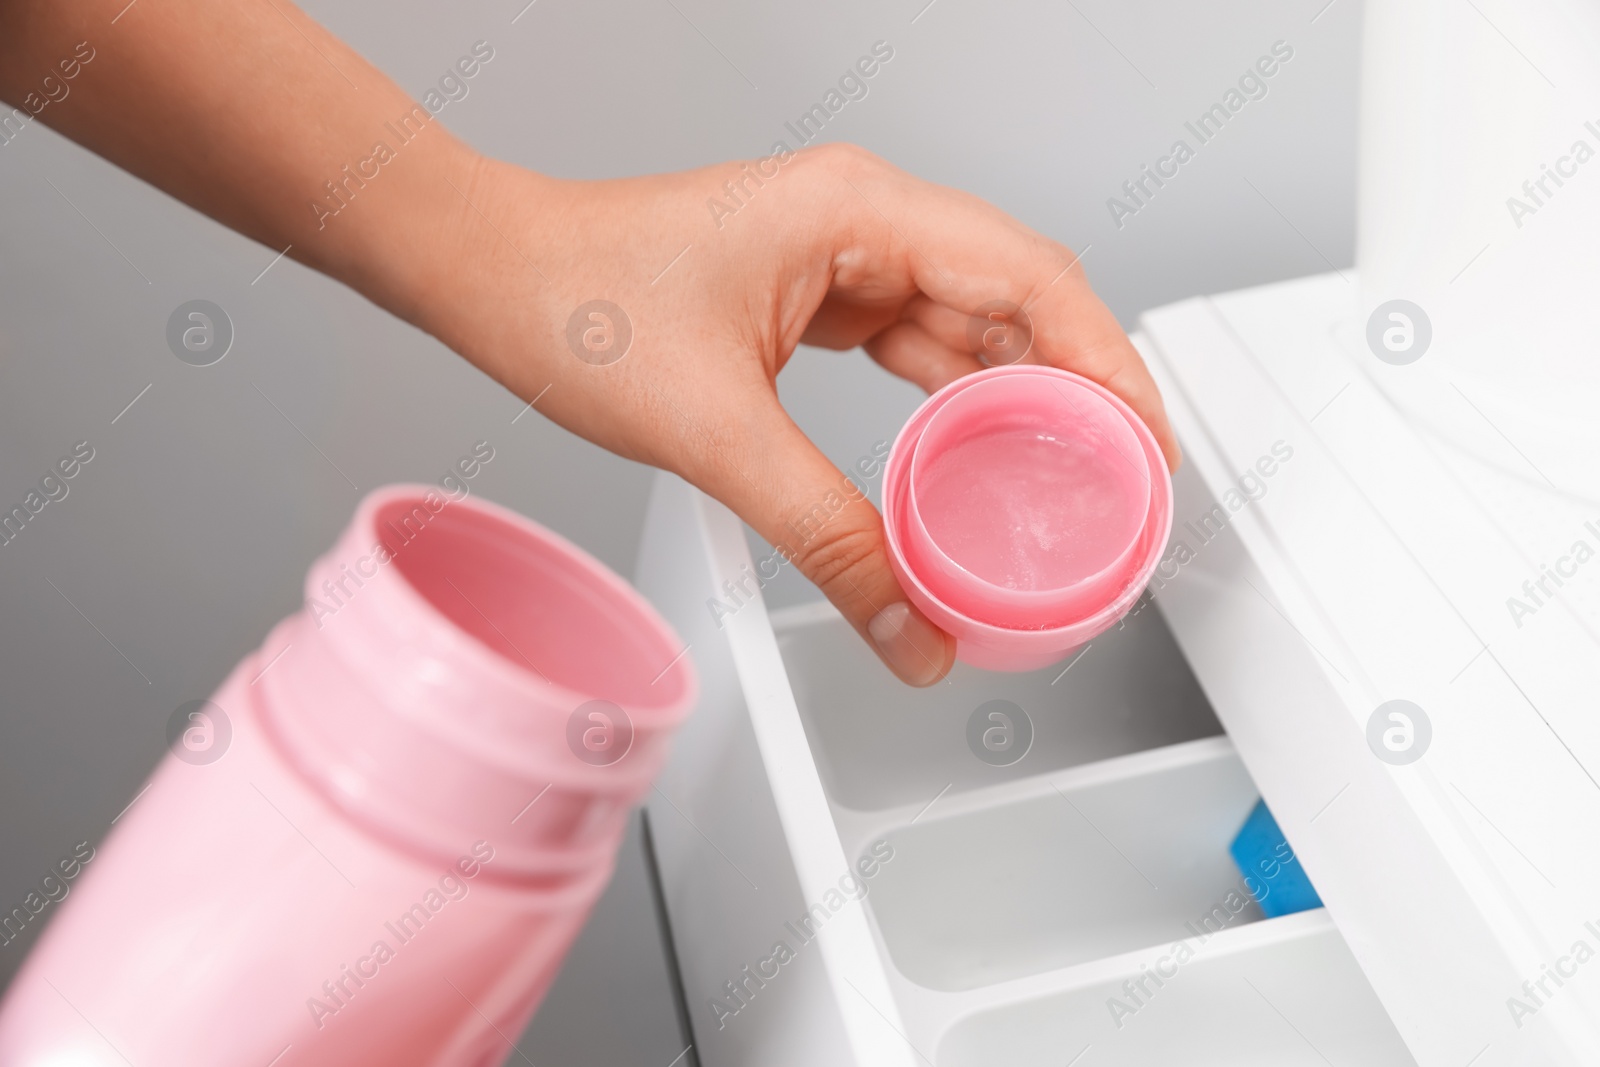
xmin=420 ymin=145 xmax=1179 ymax=686
xmin=0 ymin=0 xmax=1176 ymax=686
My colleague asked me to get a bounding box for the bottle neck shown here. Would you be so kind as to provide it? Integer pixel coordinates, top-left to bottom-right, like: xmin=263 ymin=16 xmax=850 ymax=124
xmin=253 ymin=486 xmax=696 ymax=881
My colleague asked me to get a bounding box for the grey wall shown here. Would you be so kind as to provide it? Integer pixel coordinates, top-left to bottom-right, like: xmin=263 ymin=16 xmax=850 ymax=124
xmin=0 ymin=0 xmax=1358 ymax=1060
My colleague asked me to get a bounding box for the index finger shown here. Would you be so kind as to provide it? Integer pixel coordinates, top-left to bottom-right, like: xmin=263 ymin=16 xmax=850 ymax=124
xmin=832 ymin=153 xmax=1181 ymax=471
xmin=1016 ymin=255 xmax=1182 ymax=472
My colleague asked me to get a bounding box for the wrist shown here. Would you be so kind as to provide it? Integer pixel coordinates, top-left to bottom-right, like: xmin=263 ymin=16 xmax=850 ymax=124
xmin=298 ymin=132 xmax=539 ymax=356
xmin=316 ymin=136 xmax=491 ymax=338
xmin=381 ymin=151 xmax=571 ymax=399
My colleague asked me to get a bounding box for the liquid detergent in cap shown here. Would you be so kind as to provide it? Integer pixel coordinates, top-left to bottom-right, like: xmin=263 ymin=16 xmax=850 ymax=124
xmin=915 ymin=426 xmax=1144 ymax=591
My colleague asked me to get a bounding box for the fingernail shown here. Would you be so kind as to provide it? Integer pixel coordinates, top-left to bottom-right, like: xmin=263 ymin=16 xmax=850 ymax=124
xmin=867 ymin=602 xmax=948 ymax=686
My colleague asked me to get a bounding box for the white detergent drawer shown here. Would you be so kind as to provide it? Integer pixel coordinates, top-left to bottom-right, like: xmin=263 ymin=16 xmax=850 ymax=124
xmin=634 ymin=472 xmax=1414 ymax=1067
xmin=1137 ymin=281 xmax=1600 ymax=1066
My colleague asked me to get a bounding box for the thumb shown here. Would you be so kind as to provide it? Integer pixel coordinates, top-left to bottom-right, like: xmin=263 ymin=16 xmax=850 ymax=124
xmin=704 ymin=400 xmax=954 ymax=687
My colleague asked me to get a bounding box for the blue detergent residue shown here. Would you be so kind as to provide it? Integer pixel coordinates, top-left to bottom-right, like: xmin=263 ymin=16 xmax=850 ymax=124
xmin=1229 ymin=798 xmax=1323 ymax=917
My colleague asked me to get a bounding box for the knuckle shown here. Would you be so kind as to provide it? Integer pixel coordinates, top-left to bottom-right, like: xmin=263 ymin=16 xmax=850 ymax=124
xmin=800 ymin=140 xmax=879 ymax=178
xmin=791 ymin=520 xmax=881 ymax=599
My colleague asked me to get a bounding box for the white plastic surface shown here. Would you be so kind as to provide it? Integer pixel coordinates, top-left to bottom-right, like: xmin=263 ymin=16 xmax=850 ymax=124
xmin=866 ymin=739 xmax=1262 ymax=991
xmin=1139 ymin=275 xmax=1600 ymax=1065
xmin=637 ymin=471 xmax=1415 ymax=1066
xmin=1359 ymin=0 xmax=1600 ymax=500
xmin=936 ymin=909 xmax=1410 ymax=1067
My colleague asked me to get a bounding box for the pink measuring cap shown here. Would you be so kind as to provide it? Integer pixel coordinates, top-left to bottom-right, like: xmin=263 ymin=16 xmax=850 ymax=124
xmin=884 ymin=365 xmax=1173 ymax=671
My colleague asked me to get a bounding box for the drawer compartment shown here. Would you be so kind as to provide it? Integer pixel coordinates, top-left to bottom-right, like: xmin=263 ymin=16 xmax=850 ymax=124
xmin=634 ymin=474 xmax=1415 ymax=1067
xmin=862 ymin=740 xmax=1259 ymax=991
xmin=936 ymin=912 xmax=1412 ymax=1067
xmin=775 ymin=598 xmax=1221 ymax=812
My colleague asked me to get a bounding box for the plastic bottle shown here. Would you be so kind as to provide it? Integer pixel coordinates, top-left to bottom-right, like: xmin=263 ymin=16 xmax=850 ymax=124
xmin=0 ymin=485 xmax=697 ymax=1066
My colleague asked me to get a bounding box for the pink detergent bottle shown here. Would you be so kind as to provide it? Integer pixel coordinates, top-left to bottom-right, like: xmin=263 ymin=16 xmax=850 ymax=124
xmin=0 ymin=485 xmax=697 ymax=1066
